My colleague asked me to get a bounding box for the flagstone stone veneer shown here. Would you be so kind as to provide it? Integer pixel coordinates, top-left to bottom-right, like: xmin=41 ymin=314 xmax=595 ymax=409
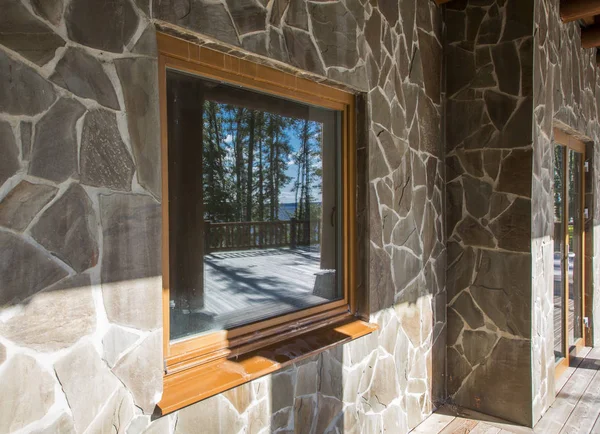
xmin=0 ymin=0 xmax=445 ymax=432
xmin=0 ymin=0 xmax=599 ymax=432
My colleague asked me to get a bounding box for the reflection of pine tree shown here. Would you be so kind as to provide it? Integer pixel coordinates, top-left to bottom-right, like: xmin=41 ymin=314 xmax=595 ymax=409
xmin=294 ymin=120 xmax=322 ymax=221
xmin=202 ymin=102 xmax=294 ymax=223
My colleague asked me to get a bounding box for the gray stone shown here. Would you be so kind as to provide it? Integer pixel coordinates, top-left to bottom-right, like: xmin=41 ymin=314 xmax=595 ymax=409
xmin=29 ymin=98 xmax=86 ymax=183
xmin=418 ymin=30 xmax=442 ymax=105
xmin=80 ymin=109 xmax=135 ymax=191
xmin=365 ymin=9 xmax=382 ymax=64
xmin=446 ymin=99 xmax=485 ymax=150
xmin=462 ymin=330 xmax=497 ymax=366
xmin=31 ymin=184 xmax=98 ymax=272
xmin=114 ymin=58 xmax=161 ymax=198
xmin=30 ymin=413 xmax=75 ymax=434
xmin=270 ymin=0 xmax=287 ymax=27
xmin=0 ymin=231 xmax=67 ymax=306
xmin=0 ymin=274 xmax=95 ymax=351
xmin=294 ymin=396 xmax=317 ymax=434
xmin=484 ymin=90 xmax=518 ymax=131
xmin=282 ymin=26 xmax=325 ymax=75
xmin=447 ymin=346 xmax=471 ymax=394
xmin=309 ymin=2 xmax=358 ymax=69
xmin=418 ymin=93 xmax=441 ymax=154
xmin=100 ymin=193 xmax=161 ymax=330
xmin=0 ymin=0 xmax=65 ymax=65
xmin=132 ymin=25 xmax=158 ymax=55
xmin=497 ymin=149 xmax=532 ymax=197
xmin=379 ymin=0 xmax=399 ymax=25
xmin=55 ymin=342 xmax=121 ymax=433
xmin=113 ymin=330 xmax=162 ymax=413
xmin=65 ymin=0 xmax=139 ymax=52
xmin=463 ymin=176 xmax=492 ymax=218
xmin=489 ymin=197 xmax=530 ymax=252
xmin=50 ymin=48 xmax=120 ymax=110
xmin=391 ymin=247 xmax=421 ymax=292
xmin=103 ymin=325 xmax=140 ymax=367
xmin=446 ymin=44 xmax=475 ymax=97
xmin=0 ymin=50 xmax=56 ymax=116
xmin=153 ymin=0 xmax=240 ymax=47
xmin=268 ymin=27 xmax=289 ymax=63
xmin=225 ymin=0 xmax=266 ymax=34
xmin=272 ymin=371 xmax=295 ymax=413
xmin=242 ymin=32 xmax=268 ymax=57
xmin=0 ymin=181 xmax=57 ymax=232
xmin=286 ymin=0 xmax=308 ymax=30
xmin=0 ymin=354 xmax=55 ymax=434
xmin=370 ymin=88 xmax=391 ymax=127
xmin=20 ymin=121 xmax=32 ymax=160
xmin=492 ymin=42 xmax=521 ymax=96
xmin=31 ymin=0 xmax=64 ymax=25
xmin=315 ymin=395 xmax=343 ymax=434
xmin=451 ymin=291 xmax=484 ymax=329
xmin=456 ymin=216 xmax=495 ymax=248
xmin=0 ymin=120 xmax=19 ymax=188
xmin=471 ymin=250 xmax=530 ymax=337
xmin=453 ymin=337 xmax=532 ymax=426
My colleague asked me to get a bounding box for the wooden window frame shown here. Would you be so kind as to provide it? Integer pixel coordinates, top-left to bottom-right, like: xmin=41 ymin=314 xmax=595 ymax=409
xmin=553 ymin=128 xmax=586 ymax=381
xmin=157 ymin=33 xmax=375 ymax=414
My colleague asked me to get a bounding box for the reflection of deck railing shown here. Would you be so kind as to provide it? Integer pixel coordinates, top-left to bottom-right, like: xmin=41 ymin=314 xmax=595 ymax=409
xmin=205 ymin=218 xmax=321 ymax=253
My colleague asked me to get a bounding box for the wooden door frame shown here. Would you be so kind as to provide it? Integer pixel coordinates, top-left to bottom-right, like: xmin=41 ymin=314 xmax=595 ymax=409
xmin=553 ymin=128 xmax=586 ymax=381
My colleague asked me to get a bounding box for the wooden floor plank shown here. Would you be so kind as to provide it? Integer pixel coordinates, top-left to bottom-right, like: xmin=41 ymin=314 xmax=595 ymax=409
xmin=559 ymin=348 xmax=600 ymax=434
xmin=534 ymin=349 xmax=599 ymax=434
xmin=470 ymin=422 xmax=502 ymax=433
xmin=555 ymin=347 xmax=592 ymax=393
xmin=411 ymin=413 xmax=455 ymax=433
xmin=438 ymin=417 xmax=479 ymax=434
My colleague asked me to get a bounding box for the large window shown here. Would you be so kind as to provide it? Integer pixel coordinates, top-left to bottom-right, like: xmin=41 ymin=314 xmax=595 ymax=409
xmin=167 ymin=70 xmax=343 ymax=341
xmin=157 ymin=34 xmax=373 ymax=413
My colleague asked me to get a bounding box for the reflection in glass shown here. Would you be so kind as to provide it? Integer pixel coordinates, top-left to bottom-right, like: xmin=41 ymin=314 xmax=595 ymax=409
xmin=568 ymin=150 xmax=583 ymax=346
xmin=553 ymin=145 xmax=565 ymax=361
xmin=167 ymin=69 xmax=343 ymax=341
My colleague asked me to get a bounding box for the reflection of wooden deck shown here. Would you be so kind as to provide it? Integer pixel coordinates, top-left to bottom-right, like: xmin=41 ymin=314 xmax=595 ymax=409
xmin=554 ymin=296 xmax=576 ymax=354
xmin=413 ymin=348 xmax=600 ymax=433
xmin=171 ymin=248 xmax=333 ymax=337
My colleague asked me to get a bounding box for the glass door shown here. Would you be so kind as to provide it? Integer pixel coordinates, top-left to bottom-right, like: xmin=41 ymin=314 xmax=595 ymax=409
xmin=553 ymin=130 xmax=586 ymax=378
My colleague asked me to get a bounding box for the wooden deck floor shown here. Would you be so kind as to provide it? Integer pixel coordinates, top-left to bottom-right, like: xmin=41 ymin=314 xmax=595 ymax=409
xmin=412 ymin=347 xmax=600 ymax=434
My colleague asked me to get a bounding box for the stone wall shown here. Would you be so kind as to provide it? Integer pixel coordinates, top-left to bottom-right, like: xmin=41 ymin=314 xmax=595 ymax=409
xmin=532 ymin=0 xmax=600 ymax=423
xmin=444 ymin=0 xmax=535 ymax=426
xmin=0 ymin=0 xmax=447 ymax=433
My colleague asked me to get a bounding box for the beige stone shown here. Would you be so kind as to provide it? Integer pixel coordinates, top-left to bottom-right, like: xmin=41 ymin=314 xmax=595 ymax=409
xmin=86 ymin=387 xmax=134 ymax=434
xmin=0 ymin=354 xmax=55 ymax=434
xmin=0 ymin=274 xmax=95 ymax=351
xmin=247 ymin=399 xmax=269 ymax=434
xmin=30 ymin=413 xmax=75 ymax=434
xmin=361 ymin=353 xmax=399 ymax=412
xmin=0 ymin=342 xmax=5 ymax=365
xmin=113 ymin=330 xmax=162 ymax=414
xmin=223 ymin=382 xmax=254 ymax=414
xmin=175 ymin=394 xmax=242 ymax=434
xmin=143 ymin=416 xmax=171 ymax=434
xmin=55 ymin=342 xmax=121 ymax=432
xmin=102 ymin=324 xmax=140 ymax=367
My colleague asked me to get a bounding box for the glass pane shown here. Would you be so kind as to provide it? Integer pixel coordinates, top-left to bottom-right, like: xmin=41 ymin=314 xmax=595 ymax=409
xmin=553 ymin=145 xmax=565 ymax=361
xmin=568 ymin=150 xmax=583 ymax=345
xmin=167 ymin=69 xmax=343 ymax=342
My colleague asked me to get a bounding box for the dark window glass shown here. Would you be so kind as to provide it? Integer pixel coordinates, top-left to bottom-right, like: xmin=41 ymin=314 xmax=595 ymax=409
xmin=554 ymin=145 xmax=565 ymax=361
xmin=167 ymin=69 xmax=343 ymax=341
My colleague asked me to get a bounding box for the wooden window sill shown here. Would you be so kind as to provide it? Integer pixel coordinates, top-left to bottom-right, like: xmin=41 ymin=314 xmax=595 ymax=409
xmin=156 ymin=317 xmax=377 ymax=415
